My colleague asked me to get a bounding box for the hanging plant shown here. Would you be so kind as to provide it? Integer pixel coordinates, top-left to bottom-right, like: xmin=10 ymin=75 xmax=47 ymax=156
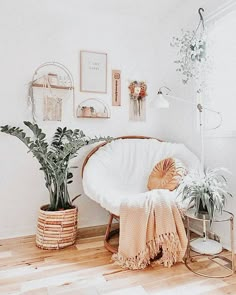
xmin=128 ymin=81 xmax=147 ymax=118
xmin=170 ymin=8 xmax=209 ymax=90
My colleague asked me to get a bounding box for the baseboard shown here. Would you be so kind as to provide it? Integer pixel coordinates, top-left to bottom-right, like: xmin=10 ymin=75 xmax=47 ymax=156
xmin=0 ymin=226 xmax=36 ymax=240
xmin=0 ymin=223 xmax=120 ymax=242
xmin=1 ymin=222 xmax=234 ymax=252
xmin=78 ymin=223 xmax=119 ymax=239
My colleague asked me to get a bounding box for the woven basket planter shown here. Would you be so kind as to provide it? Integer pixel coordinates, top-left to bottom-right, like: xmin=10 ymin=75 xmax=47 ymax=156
xmin=36 ymin=205 xmax=78 ymax=250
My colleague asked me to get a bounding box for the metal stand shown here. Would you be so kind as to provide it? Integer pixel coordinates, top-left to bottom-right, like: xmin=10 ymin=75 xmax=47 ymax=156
xmin=185 ymin=210 xmax=235 ymax=278
xmin=190 ymin=214 xmax=222 ymax=255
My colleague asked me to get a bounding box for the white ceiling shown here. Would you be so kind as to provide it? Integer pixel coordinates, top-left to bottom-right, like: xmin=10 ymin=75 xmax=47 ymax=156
xmin=78 ymin=0 xmax=229 ymax=19
xmin=86 ymin=0 xmax=183 ymax=17
xmin=2 ymin=0 xmax=231 ymax=32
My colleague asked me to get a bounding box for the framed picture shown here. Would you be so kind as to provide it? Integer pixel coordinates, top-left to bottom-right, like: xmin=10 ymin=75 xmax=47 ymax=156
xmin=80 ymin=50 xmax=107 ymax=93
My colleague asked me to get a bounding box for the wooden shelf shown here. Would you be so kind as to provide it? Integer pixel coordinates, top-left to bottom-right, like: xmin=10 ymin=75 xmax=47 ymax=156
xmin=32 ymin=83 xmax=73 ymax=90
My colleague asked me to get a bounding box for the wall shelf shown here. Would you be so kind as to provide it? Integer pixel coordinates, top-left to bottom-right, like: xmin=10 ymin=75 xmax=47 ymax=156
xmin=28 ymin=61 xmax=74 ymax=122
xmin=76 ymin=98 xmax=110 ymax=119
xmin=78 ymin=115 xmax=110 ymax=119
xmin=32 ymin=83 xmax=73 ymax=90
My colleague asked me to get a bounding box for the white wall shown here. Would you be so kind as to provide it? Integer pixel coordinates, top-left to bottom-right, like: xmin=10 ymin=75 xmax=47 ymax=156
xmin=0 ymin=0 xmax=229 ymax=239
xmin=0 ymin=0 xmax=187 ymax=238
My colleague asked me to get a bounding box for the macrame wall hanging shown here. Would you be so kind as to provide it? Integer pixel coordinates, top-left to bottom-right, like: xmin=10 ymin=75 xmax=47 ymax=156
xmin=28 ymin=62 xmax=74 ymax=122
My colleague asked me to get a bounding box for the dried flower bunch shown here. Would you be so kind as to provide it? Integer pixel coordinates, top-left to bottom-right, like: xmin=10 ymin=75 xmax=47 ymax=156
xmin=128 ymin=81 xmax=147 ymax=101
xmin=128 ymin=81 xmax=147 ymax=118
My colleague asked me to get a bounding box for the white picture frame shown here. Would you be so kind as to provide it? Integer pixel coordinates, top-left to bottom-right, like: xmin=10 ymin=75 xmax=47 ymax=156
xmin=80 ymin=50 xmax=107 ymax=93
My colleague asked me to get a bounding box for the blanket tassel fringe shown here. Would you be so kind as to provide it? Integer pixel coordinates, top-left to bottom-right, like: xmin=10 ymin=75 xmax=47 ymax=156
xmin=112 ymin=232 xmax=183 ymax=270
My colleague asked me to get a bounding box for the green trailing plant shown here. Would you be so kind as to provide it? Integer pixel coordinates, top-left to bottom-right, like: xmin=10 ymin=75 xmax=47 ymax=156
xmin=178 ymin=168 xmax=232 ymax=221
xmin=1 ymin=122 xmax=112 ymax=211
xmin=170 ymin=29 xmax=208 ymax=86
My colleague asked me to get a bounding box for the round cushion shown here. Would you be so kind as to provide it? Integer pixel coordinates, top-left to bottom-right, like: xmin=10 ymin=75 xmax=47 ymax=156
xmin=147 ymin=157 xmax=186 ymax=191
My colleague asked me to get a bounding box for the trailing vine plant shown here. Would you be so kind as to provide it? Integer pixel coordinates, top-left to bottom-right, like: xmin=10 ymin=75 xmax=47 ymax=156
xmin=170 ymin=8 xmax=209 ymax=92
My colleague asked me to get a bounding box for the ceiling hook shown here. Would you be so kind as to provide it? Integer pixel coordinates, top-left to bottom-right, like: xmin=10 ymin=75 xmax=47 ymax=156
xmin=198 ymin=8 xmax=205 ymax=29
xmin=198 ymin=8 xmax=204 ymax=21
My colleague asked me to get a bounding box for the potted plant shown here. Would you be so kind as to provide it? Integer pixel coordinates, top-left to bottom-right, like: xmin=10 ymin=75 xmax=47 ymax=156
xmin=178 ymin=168 xmax=232 ymax=221
xmin=0 ymin=122 xmax=111 ymax=249
xmin=90 ymin=106 xmax=96 ymax=117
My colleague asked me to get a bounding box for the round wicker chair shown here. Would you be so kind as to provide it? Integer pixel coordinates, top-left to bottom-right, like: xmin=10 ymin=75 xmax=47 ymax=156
xmin=82 ymin=136 xmax=200 ymax=253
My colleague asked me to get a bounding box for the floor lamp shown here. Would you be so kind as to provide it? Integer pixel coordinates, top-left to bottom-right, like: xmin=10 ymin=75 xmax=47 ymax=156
xmin=154 ymin=86 xmax=223 ymax=255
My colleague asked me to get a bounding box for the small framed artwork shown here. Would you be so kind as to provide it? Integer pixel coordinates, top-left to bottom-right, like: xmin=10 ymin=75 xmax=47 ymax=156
xmin=80 ymin=50 xmax=107 ymax=93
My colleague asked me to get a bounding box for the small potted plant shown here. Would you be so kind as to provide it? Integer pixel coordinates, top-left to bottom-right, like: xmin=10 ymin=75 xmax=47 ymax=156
xmin=1 ymin=122 xmax=111 ymax=249
xmin=178 ymin=168 xmax=232 ymax=221
xmin=90 ymin=106 xmax=96 ymax=117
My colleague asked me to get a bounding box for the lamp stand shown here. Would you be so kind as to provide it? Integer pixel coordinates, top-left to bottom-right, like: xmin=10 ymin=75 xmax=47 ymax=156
xmin=191 ymin=104 xmax=223 ymax=255
xmin=190 ymin=214 xmax=223 ymax=255
xmin=197 ymin=103 xmax=205 ymax=170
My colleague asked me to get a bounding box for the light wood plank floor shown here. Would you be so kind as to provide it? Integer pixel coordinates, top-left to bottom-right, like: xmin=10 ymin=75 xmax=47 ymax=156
xmin=0 ymin=234 xmax=235 ymax=295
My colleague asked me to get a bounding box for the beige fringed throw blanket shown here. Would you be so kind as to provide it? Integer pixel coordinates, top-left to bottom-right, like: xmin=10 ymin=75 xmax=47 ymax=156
xmin=112 ymin=190 xmax=187 ymax=270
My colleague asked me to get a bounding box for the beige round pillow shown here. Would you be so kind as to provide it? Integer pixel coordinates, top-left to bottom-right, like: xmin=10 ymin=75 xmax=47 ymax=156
xmin=147 ymin=157 xmax=186 ymax=191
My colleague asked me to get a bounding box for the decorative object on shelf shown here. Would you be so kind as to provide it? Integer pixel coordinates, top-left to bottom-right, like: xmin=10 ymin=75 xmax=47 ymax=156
xmin=112 ymin=70 xmax=121 ymax=106
xmin=128 ymin=80 xmax=147 ymax=121
xmin=80 ymin=50 xmax=107 ymax=93
xmin=28 ymin=62 xmax=74 ymax=122
xmin=171 ymin=8 xmax=208 ymax=90
xmin=48 ymin=73 xmax=59 ymax=86
xmin=153 ymin=86 xmax=222 ymax=169
xmin=0 ymin=122 xmax=112 ymax=249
xmin=76 ymin=98 xmax=110 ymax=119
xmin=185 ymin=209 xmax=235 ymax=277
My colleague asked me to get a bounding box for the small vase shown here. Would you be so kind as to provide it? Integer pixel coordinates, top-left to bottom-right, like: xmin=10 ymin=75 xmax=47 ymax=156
xmin=82 ymin=107 xmax=92 ymax=117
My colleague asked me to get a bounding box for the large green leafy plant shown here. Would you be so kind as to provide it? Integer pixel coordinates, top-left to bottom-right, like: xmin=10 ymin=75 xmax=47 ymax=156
xmin=178 ymin=168 xmax=232 ymax=221
xmin=1 ymin=122 xmax=111 ymax=211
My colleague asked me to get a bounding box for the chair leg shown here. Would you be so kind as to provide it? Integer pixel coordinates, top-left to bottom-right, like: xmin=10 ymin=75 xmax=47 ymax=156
xmin=104 ymin=214 xmax=119 ymax=254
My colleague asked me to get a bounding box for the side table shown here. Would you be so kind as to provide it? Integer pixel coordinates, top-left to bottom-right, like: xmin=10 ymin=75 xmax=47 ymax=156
xmin=185 ymin=209 xmax=235 ymax=278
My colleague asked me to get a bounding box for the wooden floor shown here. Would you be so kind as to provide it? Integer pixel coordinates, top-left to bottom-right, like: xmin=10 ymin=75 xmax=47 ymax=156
xmin=0 ymin=234 xmax=235 ymax=295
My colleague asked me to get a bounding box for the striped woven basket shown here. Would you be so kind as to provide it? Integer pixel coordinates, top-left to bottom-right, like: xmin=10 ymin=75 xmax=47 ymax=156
xmin=36 ymin=205 xmax=78 ymax=250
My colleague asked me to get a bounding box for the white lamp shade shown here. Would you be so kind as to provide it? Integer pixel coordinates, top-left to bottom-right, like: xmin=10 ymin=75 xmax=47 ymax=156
xmin=152 ymin=93 xmax=170 ymax=109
